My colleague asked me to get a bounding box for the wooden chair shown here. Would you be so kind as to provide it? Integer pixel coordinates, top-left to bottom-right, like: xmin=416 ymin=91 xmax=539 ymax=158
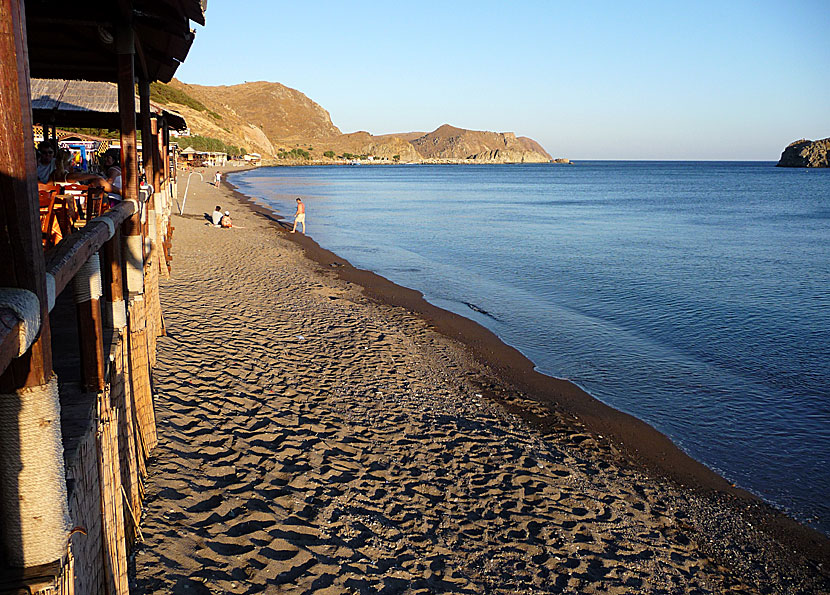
xmin=84 ymin=186 xmax=106 ymax=220
xmin=56 ymin=183 xmax=84 ymax=227
xmin=38 ymin=187 xmax=58 ymax=248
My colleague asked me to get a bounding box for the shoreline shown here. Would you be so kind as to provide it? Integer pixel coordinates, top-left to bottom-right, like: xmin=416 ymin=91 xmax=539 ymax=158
xmin=131 ymin=166 xmax=830 ymax=591
xmin=222 ymin=167 xmax=830 ymax=560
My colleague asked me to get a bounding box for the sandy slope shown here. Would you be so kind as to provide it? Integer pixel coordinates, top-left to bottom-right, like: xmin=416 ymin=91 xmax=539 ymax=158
xmin=130 ymin=169 xmax=829 ymax=594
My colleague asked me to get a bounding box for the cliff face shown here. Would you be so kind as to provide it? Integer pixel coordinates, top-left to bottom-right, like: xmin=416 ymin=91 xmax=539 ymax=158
xmin=411 ymin=124 xmax=552 ymax=163
xmin=170 ymin=80 xmax=341 ymax=141
xmin=162 ymin=80 xmax=557 ymax=163
xmin=312 ymin=131 xmax=423 ymax=162
xmin=776 ymin=138 xmax=830 ymax=168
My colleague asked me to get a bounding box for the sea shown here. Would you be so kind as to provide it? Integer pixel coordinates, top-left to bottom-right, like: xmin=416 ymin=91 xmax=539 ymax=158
xmin=229 ymin=162 xmax=830 ymax=535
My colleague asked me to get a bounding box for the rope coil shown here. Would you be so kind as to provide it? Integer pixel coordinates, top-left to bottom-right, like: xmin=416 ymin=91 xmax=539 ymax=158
xmin=97 ymin=216 xmax=116 ymax=240
xmin=72 ymin=253 xmax=103 ymax=304
xmin=125 ymin=235 xmax=144 ymax=294
xmin=0 ymin=375 xmax=71 ymax=566
xmin=0 ymin=288 xmax=41 ymax=356
xmin=46 ymin=273 xmax=56 ymax=312
xmin=107 ymin=299 xmax=127 ymax=329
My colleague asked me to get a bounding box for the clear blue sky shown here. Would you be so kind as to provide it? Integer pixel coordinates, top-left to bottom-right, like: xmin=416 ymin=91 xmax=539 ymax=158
xmin=175 ymin=0 xmax=830 ymax=160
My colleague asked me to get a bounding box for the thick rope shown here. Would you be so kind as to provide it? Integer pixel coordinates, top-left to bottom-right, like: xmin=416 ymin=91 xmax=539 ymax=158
xmin=148 ymin=208 xmax=157 ymax=248
xmin=124 ymin=198 xmax=141 ymax=222
xmin=125 ymin=234 xmax=144 ymax=294
xmin=72 ymin=253 xmax=103 ymax=304
xmin=0 ymin=375 xmax=71 ymax=566
xmin=107 ymin=299 xmax=127 ymax=329
xmin=0 ymin=288 xmax=41 ymax=356
xmin=96 ymin=215 xmax=116 ymax=240
xmin=46 ymin=273 xmax=56 ymax=312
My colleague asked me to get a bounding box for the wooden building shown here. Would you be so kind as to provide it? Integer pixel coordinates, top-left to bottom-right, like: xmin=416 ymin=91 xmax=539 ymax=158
xmin=0 ymin=1 xmax=205 ymax=593
xmin=177 ymin=146 xmax=226 ymax=167
xmin=31 ymin=78 xmax=187 ymax=135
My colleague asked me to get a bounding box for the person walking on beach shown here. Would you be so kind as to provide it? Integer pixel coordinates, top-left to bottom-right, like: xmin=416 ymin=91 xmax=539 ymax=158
xmin=291 ymin=197 xmax=306 ymax=234
xmin=214 ymin=171 xmax=222 ymax=187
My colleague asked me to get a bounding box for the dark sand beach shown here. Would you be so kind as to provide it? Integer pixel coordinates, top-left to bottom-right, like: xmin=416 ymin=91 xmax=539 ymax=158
xmin=130 ymin=167 xmax=829 ymax=593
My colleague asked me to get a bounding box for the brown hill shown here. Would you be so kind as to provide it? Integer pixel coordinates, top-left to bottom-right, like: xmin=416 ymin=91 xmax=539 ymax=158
xmin=171 ymin=80 xmax=341 ymax=142
xmin=319 ymin=131 xmax=423 ymax=162
xmin=160 ymin=80 xmax=556 ymax=163
xmin=411 ymin=124 xmax=552 ymax=162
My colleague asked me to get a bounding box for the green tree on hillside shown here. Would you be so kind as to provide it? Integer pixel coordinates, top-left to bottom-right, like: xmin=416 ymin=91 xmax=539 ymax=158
xmin=177 ymin=135 xmax=244 ymax=157
xmin=277 ymin=148 xmax=310 ymax=160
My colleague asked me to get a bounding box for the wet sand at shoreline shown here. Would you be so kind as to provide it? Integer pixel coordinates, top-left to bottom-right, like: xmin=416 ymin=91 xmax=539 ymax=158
xmin=130 ymin=168 xmax=829 ymax=593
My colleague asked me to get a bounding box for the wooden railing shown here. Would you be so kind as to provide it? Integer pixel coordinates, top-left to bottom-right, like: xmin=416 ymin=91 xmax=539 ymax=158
xmin=0 ymin=200 xmax=136 ymax=375
xmin=44 ymin=201 xmax=136 ymax=297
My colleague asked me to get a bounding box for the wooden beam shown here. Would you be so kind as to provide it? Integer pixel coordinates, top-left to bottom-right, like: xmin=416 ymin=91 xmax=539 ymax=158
xmin=162 ymin=118 xmax=171 ymax=183
xmin=138 ymin=79 xmax=155 ymax=189
xmin=116 ymin=34 xmax=144 ymax=296
xmin=43 ymin=202 xmax=135 ymax=299
xmin=103 ymin=228 xmax=125 ymax=305
xmin=133 ymin=36 xmax=149 ymax=82
xmin=117 ymin=56 xmax=139 ymax=216
xmin=151 ymin=116 xmax=161 ymax=193
xmin=118 ymin=38 xmax=139 ymax=239
xmin=0 ymin=0 xmax=53 ymax=390
xmin=76 ymin=295 xmax=104 ymax=392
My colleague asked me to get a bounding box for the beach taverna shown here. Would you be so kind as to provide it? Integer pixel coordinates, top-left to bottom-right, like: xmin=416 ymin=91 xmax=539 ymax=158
xmin=0 ymin=0 xmax=205 ymax=593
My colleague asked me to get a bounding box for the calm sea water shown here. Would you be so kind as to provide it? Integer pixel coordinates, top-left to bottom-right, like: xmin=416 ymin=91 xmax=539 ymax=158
xmin=229 ymin=162 xmax=830 ymax=534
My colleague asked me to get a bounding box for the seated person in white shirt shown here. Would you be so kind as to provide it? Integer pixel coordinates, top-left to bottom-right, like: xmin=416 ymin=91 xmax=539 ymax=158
xmin=86 ymin=150 xmax=122 ymax=202
xmin=212 ymin=205 xmax=223 ymax=226
xmin=36 ymin=141 xmax=56 ymax=183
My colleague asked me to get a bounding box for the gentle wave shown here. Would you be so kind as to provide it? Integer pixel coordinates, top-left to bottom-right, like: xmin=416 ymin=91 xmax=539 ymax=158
xmin=230 ymin=162 xmax=830 ymax=534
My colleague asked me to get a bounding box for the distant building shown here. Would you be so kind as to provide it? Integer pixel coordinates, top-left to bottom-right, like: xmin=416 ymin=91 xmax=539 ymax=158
xmin=177 ymin=146 xmax=227 ymax=167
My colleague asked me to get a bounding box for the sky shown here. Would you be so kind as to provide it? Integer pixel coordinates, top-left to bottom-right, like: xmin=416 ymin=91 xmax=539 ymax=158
xmin=175 ymin=0 xmax=830 ymax=160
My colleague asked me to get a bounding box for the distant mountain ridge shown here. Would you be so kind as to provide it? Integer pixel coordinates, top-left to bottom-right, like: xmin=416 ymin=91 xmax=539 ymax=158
xmin=161 ymin=79 xmax=555 ymax=163
xmin=411 ymin=124 xmax=552 ymax=163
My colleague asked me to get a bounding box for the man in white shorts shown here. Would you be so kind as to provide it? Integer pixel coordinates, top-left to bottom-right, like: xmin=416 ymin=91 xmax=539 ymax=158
xmin=291 ymin=197 xmax=306 ymax=234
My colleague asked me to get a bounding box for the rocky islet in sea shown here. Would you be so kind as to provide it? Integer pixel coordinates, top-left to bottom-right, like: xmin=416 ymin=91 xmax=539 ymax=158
xmin=776 ymin=137 xmax=830 ymax=167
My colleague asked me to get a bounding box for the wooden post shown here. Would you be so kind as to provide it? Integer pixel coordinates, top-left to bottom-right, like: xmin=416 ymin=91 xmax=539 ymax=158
xmin=117 ymin=29 xmax=143 ymax=296
xmin=74 ymin=255 xmax=105 ymax=392
xmin=137 ymin=79 xmax=155 ymax=194
xmin=162 ymin=118 xmax=170 ymax=185
xmin=151 ymin=116 xmax=161 ymax=193
xmin=0 ymin=0 xmax=69 ymax=569
xmin=0 ymin=0 xmax=53 ymax=391
xmin=161 ymin=117 xmax=171 ymax=238
xmin=146 ymin=116 xmax=159 ymax=244
xmin=103 ymin=228 xmax=126 ymax=319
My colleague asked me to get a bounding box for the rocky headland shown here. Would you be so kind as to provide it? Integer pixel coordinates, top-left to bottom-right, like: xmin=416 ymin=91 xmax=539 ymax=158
xmin=776 ymin=138 xmax=830 ymax=168
xmin=155 ymin=80 xmax=561 ymax=164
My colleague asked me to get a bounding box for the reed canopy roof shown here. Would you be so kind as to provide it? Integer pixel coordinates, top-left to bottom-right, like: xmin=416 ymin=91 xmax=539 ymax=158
xmin=25 ymin=0 xmax=207 ymax=83
xmin=31 ymin=78 xmax=187 ymax=129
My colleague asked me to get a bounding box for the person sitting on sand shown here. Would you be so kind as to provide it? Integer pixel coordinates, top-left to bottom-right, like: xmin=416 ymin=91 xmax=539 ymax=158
xmin=291 ymin=197 xmax=305 ymax=234
xmin=220 ymin=210 xmax=233 ymax=228
xmin=212 ymin=205 xmax=223 ymax=226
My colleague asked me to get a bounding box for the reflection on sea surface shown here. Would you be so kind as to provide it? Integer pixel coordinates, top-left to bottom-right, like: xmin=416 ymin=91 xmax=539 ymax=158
xmin=231 ymin=162 xmax=830 ymax=534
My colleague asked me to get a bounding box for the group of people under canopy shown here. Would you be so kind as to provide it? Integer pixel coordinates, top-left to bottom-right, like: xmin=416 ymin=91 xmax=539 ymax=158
xmin=36 ymin=140 xmax=124 ymax=202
